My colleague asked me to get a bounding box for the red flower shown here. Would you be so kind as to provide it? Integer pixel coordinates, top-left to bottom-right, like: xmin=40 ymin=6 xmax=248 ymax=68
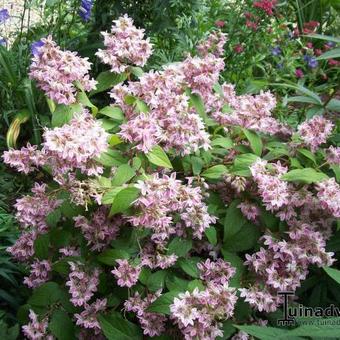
xmin=295 ymin=68 xmax=304 ymax=78
xmin=253 ymin=0 xmax=277 ymax=16
xmin=234 ymin=44 xmax=244 ymax=54
xmin=215 ymin=20 xmax=225 ymax=28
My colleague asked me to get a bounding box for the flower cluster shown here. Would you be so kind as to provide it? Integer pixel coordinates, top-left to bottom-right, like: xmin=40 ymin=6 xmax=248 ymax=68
xmin=253 ymin=0 xmax=277 ymax=16
xmin=74 ymin=207 xmax=120 ymax=251
xmin=23 ymin=260 xmax=51 ymax=288
xmin=212 ymin=85 xmax=291 ymax=136
xmin=316 ymin=178 xmax=340 ymax=218
xmin=22 ymin=310 xmax=53 ymax=340
xmin=4 ymin=110 xmax=109 ymax=177
xmin=240 ymin=226 xmax=334 ymax=312
xmin=125 ymin=291 xmax=167 ymax=336
xmin=29 ymin=36 xmax=96 ymax=104
xmin=298 ymin=116 xmax=334 ymax=151
xmin=66 ymin=262 xmax=100 ymax=306
xmin=112 ymin=62 xmax=212 ymax=155
xmin=96 ymin=14 xmax=152 ymax=72
xmin=79 ymin=0 xmax=93 ymax=21
xmin=111 ymin=259 xmax=141 ymax=287
xmin=197 ymin=30 xmax=227 ymax=57
xmin=170 ymin=285 xmax=238 ymax=339
xmin=130 ymin=173 xmax=216 ymax=245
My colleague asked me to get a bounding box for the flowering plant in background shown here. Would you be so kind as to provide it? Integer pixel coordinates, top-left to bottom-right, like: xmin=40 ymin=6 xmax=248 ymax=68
xmin=2 ymin=13 xmax=340 ymax=340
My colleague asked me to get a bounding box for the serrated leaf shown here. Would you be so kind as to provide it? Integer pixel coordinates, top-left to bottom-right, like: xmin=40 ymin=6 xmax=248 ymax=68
xmin=231 ymin=153 xmax=259 ymax=177
xmin=281 ymin=168 xmax=328 ymax=183
xmin=90 ymin=71 xmax=127 ymax=96
xmin=243 ymin=129 xmax=263 ymax=156
xmin=177 ymin=258 xmax=200 ymax=278
xmin=28 ymin=282 xmax=62 ymax=307
xmin=99 ymin=106 xmax=124 ymax=120
xmin=211 ymin=137 xmax=233 ymax=149
xmin=97 ymin=249 xmax=129 ymax=266
xmin=201 ymin=165 xmax=228 ymax=179
xmin=146 ymin=145 xmax=173 ymax=169
xmin=147 ymin=291 xmax=180 ymax=314
xmin=49 ymin=310 xmax=74 ymax=340
xmin=224 ymin=200 xmax=247 ymax=241
xmin=97 ymin=150 xmax=127 ymax=167
xmin=98 ymin=313 xmax=142 ymax=340
xmin=146 ymin=270 xmax=167 ymax=292
xmin=112 ymin=164 xmax=136 ymax=186
xmin=110 ymin=187 xmax=140 ymax=215
xmin=34 ymin=233 xmax=50 ymax=260
xmin=167 ymin=237 xmax=192 ymax=257
xmin=205 ymin=226 xmax=217 ymax=245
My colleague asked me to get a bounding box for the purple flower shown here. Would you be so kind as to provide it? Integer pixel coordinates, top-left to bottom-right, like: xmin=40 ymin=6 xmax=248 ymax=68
xmin=326 ymin=41 xmax=336 ymax=48
xmin=30 ymin=40 xmax=44 ymax=56
xmin=0 ymin=9 xmax=9 ymax=24
xmin=0 ymin=38 xmax=6 ymax=46
xmin=304 ymin=55 xmax=318 ymax=68
xmin=271 ymin=46 xmax=281 ymax=56
xmin=79 ymin=0 xmax=93 ymax=22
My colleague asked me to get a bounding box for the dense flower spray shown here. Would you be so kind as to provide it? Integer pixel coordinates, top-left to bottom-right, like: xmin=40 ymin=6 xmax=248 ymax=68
xmin=29 ymin=36 xmax=96 ymax=104
xmin=96 ymin=14 xmax=152 ymax=72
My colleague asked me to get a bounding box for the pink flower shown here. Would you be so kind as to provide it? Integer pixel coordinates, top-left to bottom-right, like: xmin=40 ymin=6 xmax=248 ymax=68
xmin=2 ymin=143 xmax=45 ymax=174
xmin=24 ymin=260 xmax=51 ymax=288
xmin=22 ymin=310 xmax=53 ymax=340
xmin=66 ymin=262 xmax=100 ymax=306
xmin=75 ymin=299 xmax=107 ymax=334
xmin=29 ymin=36 xmax=96 ymax=104
xmin=170 ymin=285 xmax=238 ymax=339
xmin=215 ymin=20 xmax=225 ymax=28
xmin=326 ymin=146 xmax=340 ymax=165
xmin=14 ymin=183 xmax=62 ymax=232
xmin=238 ymin=202 xmax=260 ymax=222
xmin=7 ymin=231 xmax=37 ymax=261
xmin=298 ymin=116 xmax=334 ymax=151
xmin=74 ymin=207 xmax=120 ymax=251
xmin=124 ymin=291 xmax=167 ymax=336
xmin=316 ymin=178 xmax=340 ymax=218
xmin=234 ymin=44 xmax=244 ymax=54
xmin=197 ymin=31 xmax=227 ymax=57
xmin=96 ymin=14 xmax=152 ymax=72
xmin=111 ymin=259 xmax=141 ymax=287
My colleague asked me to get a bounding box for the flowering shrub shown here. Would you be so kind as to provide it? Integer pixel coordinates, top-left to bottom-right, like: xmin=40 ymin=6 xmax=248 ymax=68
xmin=3 ymin=15 xmax=340 ymax=340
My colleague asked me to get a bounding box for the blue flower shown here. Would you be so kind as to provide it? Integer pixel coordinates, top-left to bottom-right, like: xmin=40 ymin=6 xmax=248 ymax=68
xmin=31 ymin=40 xmax=44 ymax=57
xmin=79 ymin=0 xmax=94 ymax=22
xmin=326 ymin=41 xmax=336 ymax=48
xmin=304 ymin=55 xmax=318 ymax=69
xmin=0 ymin=38 xmax=6 ymax=46
xmin=0 ymin=9 xmax=9 ymax=24
xmin=277 ymin=62 xmax=283 ymax=69
xmin=271 ymin=46 xmax=282 ymax=56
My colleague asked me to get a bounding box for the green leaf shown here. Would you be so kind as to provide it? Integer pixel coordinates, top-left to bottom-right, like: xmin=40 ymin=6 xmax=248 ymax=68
xmin=305 ymin=34 xmax=340 ymax=44
xmin=326 ymin=99 xmax=340 ymax=112
xmin=98 ymin=313 xmax=142 ymax=340
xmin=97 ymin=150 xmax=127 ymax=167
xmin=167 ymin=237 xmax=192 ymax=257
xmin=147 ymin=291 xmax=180 ymax=314
xmin=286 ymin=96 xmax=321 ymax=105
xmin=146 ymin=145 xmax=173 ymax=169
xmin=135 ymin=99 xmax=149 ymax=113
xmin=191 ymin=156 xmax=204 ymax=175
xmin=211 ymin=137 xmax=233 ymax=149
xmin=34 ymin=233 xmax=50 ymax=260
xmin=205 ymin=226 xmax=217 ymax=246
xmin=99 ymin=106 xmax=124 ymax=120
xmin=189 ymin=93 xmax=208 ymax=121
xmin=330 ymin=165 xmax=340 ymax=181
xmin=297 ymin=149 xmax=316 ymax=164
xmin=281 ymin=168 xmax=329 ymax=183
xmin=201 ymin=165 xmax=228 ymax=179
xmin=77 ymin=91 xmax=98 ymax=115
xmin=46 ymin=209 xmax=61 ymax=228
xmin=223 ymin=223 xmax=260 ymax=252
xmin=97 ymin=249 xmax=129 ymax=266
xmin=28 ymin=282 xmax=63 ymax=307
xmin=146 ymin=270 xmax=167 ymax=291
xmin=112 ymin=164 xmax=136 ymax=186
xmin=49 ymin=310 xmax=75 ymax=340
xmin=231 ymin=153 xmax=259 ymax=177
xmin=129 ymin=66 xmax=144 ymax=78
xmin=317 ymin=47 xmax=340 ymax=60
xmin=177 ymin=258 xmax=200 ymax=278
xmin=224 ymin=200 xmax=247 ymax=241
xmin=110 ymin=187 xmax=140 ymax=215
xmin=323 ymin=267 xmax=340 ymax=285
xmin=90 ymin=71 xmax=127 ymax=96
xmin=51 ymin=104 xmax=81 ymax=127
xmin=221 ymin=251 xmax=244 ymax=286
xmin=243 ymin=129 xmax=263 ymax=156
xmin=102 ymin=187 xmax=124 ymax=205
xmin=187 ymin=279 xmax=205 ymax=292
xmin=165 ymin=274 xmax=189 ymax=291
xmin=234 ymin=325 xmax=290 ymax=340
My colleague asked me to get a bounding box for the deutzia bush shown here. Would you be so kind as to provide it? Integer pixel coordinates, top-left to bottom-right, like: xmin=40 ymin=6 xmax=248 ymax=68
xmin=3 ymin=15 xmax=340 ymax=340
